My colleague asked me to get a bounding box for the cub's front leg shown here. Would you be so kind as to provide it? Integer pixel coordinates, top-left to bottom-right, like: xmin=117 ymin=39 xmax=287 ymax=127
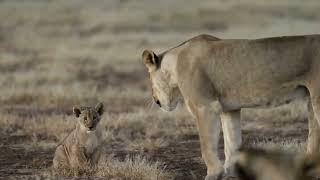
xmin=53 ymin=145 xmax=68 ymax=170
xmin=70 ymin=145 xmax=89 ymax=170
xmin=90 ymin=146 xmax=103 ymax=165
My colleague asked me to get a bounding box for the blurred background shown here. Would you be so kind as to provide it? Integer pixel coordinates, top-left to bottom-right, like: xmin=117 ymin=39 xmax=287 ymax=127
xmin=0 ymin=0 xmax=319 ymax=179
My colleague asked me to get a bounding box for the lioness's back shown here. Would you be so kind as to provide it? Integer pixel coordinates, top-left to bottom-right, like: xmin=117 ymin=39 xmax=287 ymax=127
xmin=179 ymin=34 xmax=319 ymax=109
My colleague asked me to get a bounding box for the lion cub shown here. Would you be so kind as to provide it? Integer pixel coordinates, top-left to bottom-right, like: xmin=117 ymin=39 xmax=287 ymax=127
xmin=235 ymin=148 xmax=320 ymax=180
xmin=53 ymin=102 xmax=104 ymax=171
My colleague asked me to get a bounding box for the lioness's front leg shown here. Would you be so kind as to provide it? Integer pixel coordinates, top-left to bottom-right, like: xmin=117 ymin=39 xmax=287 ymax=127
xmin=188 ymin=100 xmax=224 ymax=179
xmin=221 ymin=111 xmax=242 ymax=176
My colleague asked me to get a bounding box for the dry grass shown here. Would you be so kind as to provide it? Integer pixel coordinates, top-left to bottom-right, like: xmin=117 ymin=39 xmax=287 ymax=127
xmin=1 ymin=0 xmax=319 ymax=179
xmin=95 ymin=156 xmax=171 ymax=180
xmin=50 ymin=155 xmax=171 ymax=180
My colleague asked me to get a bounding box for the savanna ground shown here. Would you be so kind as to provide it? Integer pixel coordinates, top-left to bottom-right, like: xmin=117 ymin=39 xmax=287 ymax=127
xmin=1 ymin=0 xmax=320 ymax=179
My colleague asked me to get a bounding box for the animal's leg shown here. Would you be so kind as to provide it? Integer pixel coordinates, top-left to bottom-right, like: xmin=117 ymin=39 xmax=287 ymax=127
xmin=179 ymin=68 xmax=225 ymax=179
xmin=53 ymin=145 xmax=68 ymax=170
xmin=306 ymin=57 xmax=320 ymax=153
xmin=221 ymin=110 xmax=242 ymax=176
xmin=190 ymin=101 xmax=224 ymax=179
xmin=70 ymin=146 xmax=88 ymax=170
xmin=308 ymin=87 xmax=320 ymax=153
xmin=91 ymin=147 xmax=102 ymax=165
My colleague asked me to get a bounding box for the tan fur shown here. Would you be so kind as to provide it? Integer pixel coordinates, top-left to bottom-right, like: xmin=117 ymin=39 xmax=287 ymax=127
xmin=235 ymin=148 xmax=320 ymax=180
xmin=53 ymin=102 xmax=105 ymax=171
xmin=142 ymin=34 xmax=320 ymax=179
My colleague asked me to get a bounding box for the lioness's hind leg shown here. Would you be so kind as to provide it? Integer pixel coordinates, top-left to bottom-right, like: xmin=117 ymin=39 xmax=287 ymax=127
xmin=307 ymin=60 xmax=320 ymax=153
xmin=307 ymin=99 xmax=320 ymax=153
xmin=221 ymin=110 xmax=242 ymax=176
xmin=307 ymin=82 xmax=320 ymax=153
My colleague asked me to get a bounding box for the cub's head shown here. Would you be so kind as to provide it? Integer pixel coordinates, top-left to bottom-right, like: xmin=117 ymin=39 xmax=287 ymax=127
xmin=142 ymin=49 xmax=181 ymax=111
xmin=73 ymin=102 xmax=104 ymax=132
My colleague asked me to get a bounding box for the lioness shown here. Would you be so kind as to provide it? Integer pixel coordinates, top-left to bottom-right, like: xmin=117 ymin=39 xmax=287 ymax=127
xmin=142 ymin=34 xmax=320 ymax=180
xmin=53 ymin=102 xmax=104 ymax=171
xmin=235 ymin=148 xmax=320 ymax=180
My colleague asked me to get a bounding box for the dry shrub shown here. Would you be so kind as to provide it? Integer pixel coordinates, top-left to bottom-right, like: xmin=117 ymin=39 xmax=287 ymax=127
xmin=96 ymin=155 xmax=172 ymax=180
xmin=52 ymin=155 xmax=172 ymax=180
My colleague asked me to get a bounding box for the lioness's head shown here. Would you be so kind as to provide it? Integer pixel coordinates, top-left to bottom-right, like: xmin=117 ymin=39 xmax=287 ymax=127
xmin=73 ymin=102 xmax=104 ymax=132
xmin=142 ymin=49 xmax=181 ymax=111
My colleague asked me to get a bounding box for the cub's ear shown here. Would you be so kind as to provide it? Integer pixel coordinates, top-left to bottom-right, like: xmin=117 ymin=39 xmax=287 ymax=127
xmin=142 ymin=49 xmax=160 ymax=72
xmin=73 ymin=107 xmax=81 ymax=117
xmin=95 ymin=102 xmax=104 ymax=116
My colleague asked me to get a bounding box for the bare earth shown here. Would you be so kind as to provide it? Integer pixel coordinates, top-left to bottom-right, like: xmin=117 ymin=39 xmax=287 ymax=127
xmin=1 ymin=0 xmax=320 ymax=179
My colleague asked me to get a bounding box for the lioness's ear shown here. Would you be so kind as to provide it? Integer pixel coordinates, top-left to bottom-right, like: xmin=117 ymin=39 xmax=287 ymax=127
xmin=73 ymin=107 xmax=81 ymax=117
xmin=95 ymin=102 xmax=104 ymax=116
xmin=142 ymin=49 xmax=160 ymax=72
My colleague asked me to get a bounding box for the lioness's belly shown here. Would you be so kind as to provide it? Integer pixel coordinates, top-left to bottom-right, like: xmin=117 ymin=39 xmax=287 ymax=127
xmin=220 ymin=85 xmax=308 ymax=110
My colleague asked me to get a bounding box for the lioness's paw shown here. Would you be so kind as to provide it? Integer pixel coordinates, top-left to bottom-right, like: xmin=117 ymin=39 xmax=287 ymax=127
xmin=205 ymin=172 xmax=224 ymax=180
xmin=225 ymin=166 xmax=237 ymax=178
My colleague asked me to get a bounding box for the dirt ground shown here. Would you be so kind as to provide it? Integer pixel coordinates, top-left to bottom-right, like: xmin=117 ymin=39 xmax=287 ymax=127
xmin=1 ymin=0 xmax=320 ymax=179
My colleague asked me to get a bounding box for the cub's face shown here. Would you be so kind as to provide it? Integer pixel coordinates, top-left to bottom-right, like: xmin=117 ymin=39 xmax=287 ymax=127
xmin=73 ymin=102 xmax=104 ymax=132
xmin=142 ymin=49 xmax=181 ymax=111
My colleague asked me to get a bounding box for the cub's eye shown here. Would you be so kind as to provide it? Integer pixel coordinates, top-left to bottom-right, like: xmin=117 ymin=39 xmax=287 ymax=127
xmin=84 ymin=117 xmax=87 ymax=121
